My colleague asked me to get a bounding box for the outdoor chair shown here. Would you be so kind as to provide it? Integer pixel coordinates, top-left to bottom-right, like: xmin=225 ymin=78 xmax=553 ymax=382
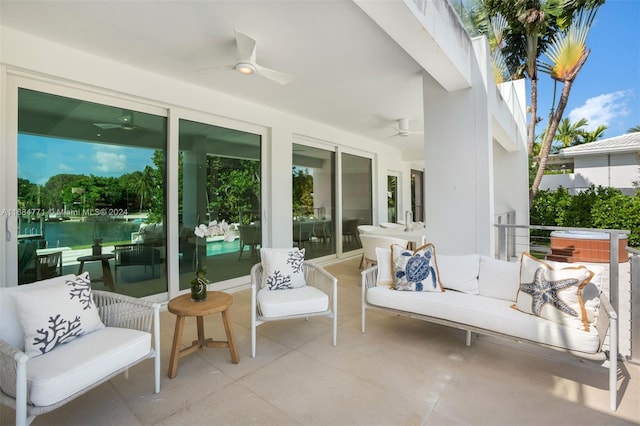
xmin=250 ymin=248 xmax=337 ymax=357
xmin=0 ymin=274 xmax=160 ymax=426
xmin=359 ymin=234 xmax=409 ymax=269
xmin=238 ymin=225 xmax=261 ymax=260
xmin=35 ymin=251 xmax=63 ymax=280
xmin=114 ymin=243 xmax=160 ymax=282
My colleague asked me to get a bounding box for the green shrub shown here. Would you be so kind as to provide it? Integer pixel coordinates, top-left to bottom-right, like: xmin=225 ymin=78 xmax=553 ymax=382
xmin=530 ymin=185 xmax=639 ymax=248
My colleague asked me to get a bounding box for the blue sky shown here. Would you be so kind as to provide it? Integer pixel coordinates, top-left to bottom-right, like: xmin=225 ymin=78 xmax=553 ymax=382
xmin=535 ymin=0 xmax=640 ymax=138
xmin=19 ymin=134 xmax=155 ymax=185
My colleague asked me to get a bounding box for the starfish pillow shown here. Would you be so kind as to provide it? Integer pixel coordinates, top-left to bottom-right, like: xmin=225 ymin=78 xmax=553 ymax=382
xmin=515 ymin=253 xmax=594 ymax=331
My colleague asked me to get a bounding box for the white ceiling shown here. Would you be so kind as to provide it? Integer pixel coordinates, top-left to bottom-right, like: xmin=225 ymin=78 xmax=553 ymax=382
xmin=0 ymin=0 xmax=428 ymax=155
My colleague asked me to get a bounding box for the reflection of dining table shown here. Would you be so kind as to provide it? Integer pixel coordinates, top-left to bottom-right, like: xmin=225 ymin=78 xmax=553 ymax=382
xmin=375 ymin=226 xmax=428 ymax=249
xmin=77 ymin=254 xmax=115 ymax=291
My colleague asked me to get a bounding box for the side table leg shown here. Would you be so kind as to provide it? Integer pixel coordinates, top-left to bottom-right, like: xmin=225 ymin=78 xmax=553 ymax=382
xmin=221 ymin=309 xmax=239 ymax=364
xmin=168 ymin=315 xmax=186 ymax=378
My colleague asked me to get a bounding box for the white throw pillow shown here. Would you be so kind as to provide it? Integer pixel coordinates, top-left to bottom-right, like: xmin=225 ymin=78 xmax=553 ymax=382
xmin=375 ymin=247 xmax=393 ymax=286
xmin=12 ymin=272 xmax=105 ymax=358
xmin=437 ymin=254 xmax=479 ymax=294
xmin=478 ymin=256 xmax=521 ymax=302
xmin=260 ymin=248 xmax=306 ymax=290
xmin=391 ymin=243 xmax=443 ymax=292
xmin=515 ymin=253 xmax=594 ymax=331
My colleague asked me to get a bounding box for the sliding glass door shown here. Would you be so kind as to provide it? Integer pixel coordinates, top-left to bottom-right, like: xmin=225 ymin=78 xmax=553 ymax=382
xmin=17 ymin=88 xmax=168 ymax=296
xmin=292 ymin=143 xmax=335 ymax=259
xmin=178 ymin=119 xmax=261 ymax=289
xmin=341 ymin=152 xmax=372 ymax=253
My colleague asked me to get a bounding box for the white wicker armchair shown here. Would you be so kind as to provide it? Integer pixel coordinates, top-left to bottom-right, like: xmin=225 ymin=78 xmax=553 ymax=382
xmin=250 ymin=261 xmax=337 ymax=357
xmin=0 ymin=280 xmax=160 ymax=426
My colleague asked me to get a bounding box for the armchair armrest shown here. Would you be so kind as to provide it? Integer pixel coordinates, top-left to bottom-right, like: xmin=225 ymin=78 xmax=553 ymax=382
xmin=303 ymin=261 xmax=337 ymax=299
xmin=93 ymin=290 xmax=160 ymax=334
xmin=0 ymin=339 xmax=28 ymax=402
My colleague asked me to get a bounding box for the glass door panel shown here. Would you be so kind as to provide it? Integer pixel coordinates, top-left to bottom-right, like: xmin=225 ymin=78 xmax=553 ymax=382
xmin=387 ymin=175 xmax=398 ymax=223
xmin=178 ymin=119 xmax=261 ymax=290
xmin=341 ymin=153 xmax=372 ymax=252
xmin=17 ymin=88 xmax=168 ymax=296
xmin=292 ymin=143 xmax=336 ymax=259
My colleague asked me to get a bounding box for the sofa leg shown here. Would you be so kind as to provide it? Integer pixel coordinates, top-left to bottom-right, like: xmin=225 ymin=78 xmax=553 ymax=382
xmin=465 ymin=330 xmax=472 ymax=347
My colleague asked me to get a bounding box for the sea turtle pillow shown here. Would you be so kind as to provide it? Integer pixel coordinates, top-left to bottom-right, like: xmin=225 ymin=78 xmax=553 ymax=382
xmin=392 ymin=243 xmax=443 ymax=292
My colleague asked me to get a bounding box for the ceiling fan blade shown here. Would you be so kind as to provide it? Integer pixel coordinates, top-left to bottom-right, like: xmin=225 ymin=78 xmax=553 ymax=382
xmin=234 ymin=29 xmax=257 ymax=62
xmin=93 ymin=123 xmax=121 ymax=130
xmin=255 ymin=64 xmax=293 ymax=85
xmin=196 ymin=64 xmax=234 ymax=73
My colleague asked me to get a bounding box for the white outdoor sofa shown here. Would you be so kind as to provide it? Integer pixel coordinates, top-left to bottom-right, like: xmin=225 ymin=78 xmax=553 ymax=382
xmin=361 ymin=252 xmax=619 ymax=411
xmin=0 ymin=274 xmax=161 ymax=426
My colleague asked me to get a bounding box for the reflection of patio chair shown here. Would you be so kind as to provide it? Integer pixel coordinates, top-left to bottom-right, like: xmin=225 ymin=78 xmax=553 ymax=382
xmin=18 ymin=240 xmax=46 ymax=284
xmin=359 ymin=234 xmax=409 ymax=269
xmin=314 ymin=220 xmax=332 ymax=245
xmin=293 ymin=219 xmax=314 ymax=248
xmin=238 ymin=225 xmax=261 ymax=260
xmin=35 ymin=251 xmax=63 ymax=280
xmin=342 ymin=218 xmax=362 ymax=245
xmin=114 ymin=243 xmax=159 ymax=281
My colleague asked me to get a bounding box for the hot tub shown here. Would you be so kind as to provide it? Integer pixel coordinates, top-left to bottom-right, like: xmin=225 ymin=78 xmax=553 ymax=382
xmin=549 ymin=231 xmax=628 ymax=263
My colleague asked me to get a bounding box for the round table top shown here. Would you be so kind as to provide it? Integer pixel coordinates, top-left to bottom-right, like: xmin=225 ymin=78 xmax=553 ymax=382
xmin=167 ymin=291 xmax=233 ymax=316
xmin=77 ymin=254 xmax=115 ymax=262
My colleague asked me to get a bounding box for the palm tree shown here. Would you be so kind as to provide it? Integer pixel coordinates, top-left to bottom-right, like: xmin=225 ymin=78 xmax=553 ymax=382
xmin=551 ymin=117 xmax=606 ymax=153
xmin=132 ymin=166 xmax=155 ymax=213
xmin=628 ymin=125 xmax=640 ymax=133
xmin=530 ymin=5 xmax=600 ymax=202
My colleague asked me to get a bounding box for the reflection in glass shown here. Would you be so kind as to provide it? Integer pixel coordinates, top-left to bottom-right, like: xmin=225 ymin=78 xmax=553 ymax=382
xmin=178 ymin=119 xmax=261 ymax=289
xmin=341 ymin=153 xmax=372 ymax=252
xmin=17 ymin=88 xmax=167 ymax=296
xmin=387 ymin=175 xmax=398 ymax=223
xmin=292 ymin=144 xmax=336 ymax=259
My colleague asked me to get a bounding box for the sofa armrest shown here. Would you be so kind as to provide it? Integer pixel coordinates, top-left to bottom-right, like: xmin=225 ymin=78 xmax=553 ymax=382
xmin=93 ymin=290 xmax=160 ymax=334
xmin=596 ymin=293 xmax=617 ymax=352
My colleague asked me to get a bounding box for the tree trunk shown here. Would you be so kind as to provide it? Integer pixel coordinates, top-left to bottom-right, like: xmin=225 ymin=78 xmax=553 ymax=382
xmin=527 ymin=76 xmax=538 ymax=156
xmin=529 ymin=80 xmax=574 ymax=204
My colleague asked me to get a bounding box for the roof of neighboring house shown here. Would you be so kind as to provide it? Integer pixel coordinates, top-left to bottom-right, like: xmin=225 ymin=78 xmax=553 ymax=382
xmin=559 ymin=132 xmax=640 ymax=157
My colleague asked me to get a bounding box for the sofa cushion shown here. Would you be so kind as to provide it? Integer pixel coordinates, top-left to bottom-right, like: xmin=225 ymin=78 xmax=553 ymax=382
xmin=437 ymin=254 xmax=479 ymax=294
xmin=516 ymin=253 xmax=594 ymax=331
xmin=260 ymin=248 xmax=306 ymax=290
xmin=391 ymin=243 xmax=443 ymax=292
xmin=12 ymin=272 xmax=105 ymax=357
xmin=257 ymin=286 xmax=328 ymax=318
xmin=26 ymin=326 xmax=151 ymax=406
xmin=478 ymin=256 xmax=520 ymax=302
xmin=366 ymin=286 xmax=599 ymax=353
xmin=0 ymin=274 xmax=77 ymax=350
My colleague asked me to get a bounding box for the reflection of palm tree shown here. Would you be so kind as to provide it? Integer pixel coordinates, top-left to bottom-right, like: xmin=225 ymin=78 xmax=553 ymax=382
xmin=132 ymin=166 xmax=154 ymax=212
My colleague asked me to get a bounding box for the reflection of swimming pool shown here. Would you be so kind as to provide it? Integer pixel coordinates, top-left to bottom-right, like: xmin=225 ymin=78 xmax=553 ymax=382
xmin=549 ymin=231 xmax=628 ymax=263
xmin=206 ymin=239 xmax=240 ymax=256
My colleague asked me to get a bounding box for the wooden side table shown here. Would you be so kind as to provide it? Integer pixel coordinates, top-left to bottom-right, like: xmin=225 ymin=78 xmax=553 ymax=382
xmin=167 ymin=291 xmax=239 ymax=378
xmin=77 ymin=254 xmax=116 ymax=291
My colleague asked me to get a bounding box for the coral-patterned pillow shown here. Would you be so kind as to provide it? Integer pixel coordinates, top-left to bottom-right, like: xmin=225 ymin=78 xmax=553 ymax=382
xmin=12 ymin=272 xmax=105 ymax=357
xmin=260 ymin=248 xmax=306 ymax=290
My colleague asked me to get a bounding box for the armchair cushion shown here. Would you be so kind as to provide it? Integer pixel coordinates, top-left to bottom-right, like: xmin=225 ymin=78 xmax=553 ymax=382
xmin=260 ymin=248 xmax=306 ymax=290
xmin=12 ymin=272 xmax=105 ymax=357
xmin=257 ymin=286 xmax=329 ymax=318
xmin=27 ymin=326 xmax=150 ymax=406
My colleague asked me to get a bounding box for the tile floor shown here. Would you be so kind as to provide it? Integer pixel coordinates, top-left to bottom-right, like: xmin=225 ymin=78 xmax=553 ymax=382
xmin=2 ymin=257 xmax=639 ymax=426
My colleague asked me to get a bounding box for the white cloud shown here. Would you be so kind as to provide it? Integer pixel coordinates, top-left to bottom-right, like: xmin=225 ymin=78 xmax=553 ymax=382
xmin=568 ymin=90 xmax=632 ymax=131
xmin=58 ymin=163 xmax=74 ymax=172
xmin=32 ymin=152 xmax=47 ymax=159
xmin=93 ymin=151 xmax=127 ymax=173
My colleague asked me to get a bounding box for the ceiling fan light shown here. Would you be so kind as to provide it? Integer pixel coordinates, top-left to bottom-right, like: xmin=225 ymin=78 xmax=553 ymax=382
xmin=235 ymin=62 xmax=256 ymax=75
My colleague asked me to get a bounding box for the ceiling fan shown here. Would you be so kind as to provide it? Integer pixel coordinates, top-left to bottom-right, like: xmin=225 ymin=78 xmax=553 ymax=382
xmin=93 ymin=112 xmax=150 ymax=132
xmin=387 ymin=118 xmax=423 ymax=138
xmin=199 ymin=29 xmax=293 ymax=86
